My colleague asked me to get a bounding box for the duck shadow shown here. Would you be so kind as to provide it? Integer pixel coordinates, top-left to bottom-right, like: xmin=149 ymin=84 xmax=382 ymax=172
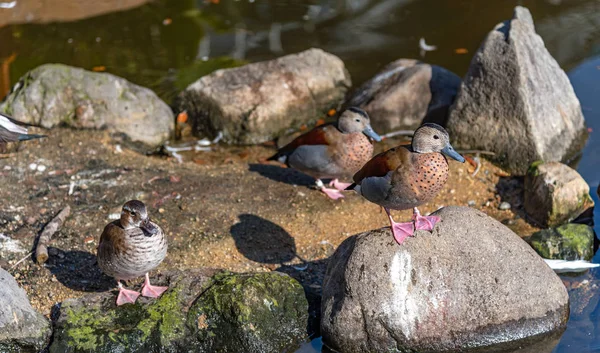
xmin=46 ymin=247 xmax=114 ymax=292
xmin=230 ymin=213 xmax=331 ymax=336
xmin=248 ymin=163 xmax=315 ymax=187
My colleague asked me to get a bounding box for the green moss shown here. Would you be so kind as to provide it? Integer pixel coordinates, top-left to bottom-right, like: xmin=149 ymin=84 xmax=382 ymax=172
xmin=63 ymin=306 xmax=115 ymax=351
xmin=187 ymin=272 xmax=308 ymax=353
xmin=136 ymin=287 xmax=186 ymax=343
xmin=528 ymin=224 xmax=595 ymax=261
xmin=527 ymin=160 xmax=545 ymax=177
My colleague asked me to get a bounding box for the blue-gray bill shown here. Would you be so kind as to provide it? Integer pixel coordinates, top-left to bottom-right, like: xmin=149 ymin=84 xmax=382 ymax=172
xmin=363 ymin=126 xmax=382 ymax=142
xmin=441 ymin=145 xmax=465 ymax=163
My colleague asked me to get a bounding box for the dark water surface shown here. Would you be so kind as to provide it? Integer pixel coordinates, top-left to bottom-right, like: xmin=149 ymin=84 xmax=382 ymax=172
xmin=1 ymin=0 xmax=599 ymax=352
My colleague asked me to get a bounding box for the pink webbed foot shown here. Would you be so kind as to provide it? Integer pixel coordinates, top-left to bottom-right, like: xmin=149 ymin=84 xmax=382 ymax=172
xmin=328 ymin=179 xmax=352 ymax=191
xmin=385 ymin=208 xmax=414 ymax=245
xmin=116 ymin=282 xmax=140 ymax=306
xmin=316 ymin=179 xmax=344 ymax=200
xmin=412 ymin=207 xmax=440 ymax=231
xmin=141 ymin=273 xmax=168 ymax=298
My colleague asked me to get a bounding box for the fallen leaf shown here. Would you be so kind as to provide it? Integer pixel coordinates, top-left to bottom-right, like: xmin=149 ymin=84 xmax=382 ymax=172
xmin=327 ymin=109 xmax=336 ymax=116
xmin=162 ymin=18 xmax=172 ymax=25
xmin=238 ymin=151 xmax=250 ymax=159
xmin=299 ymin=124 xmax=307 ymax=131
xmin=177 ymin=111 xmax=188 ymax=123
xmin=315 ymin=119 xmax=326 ymax=126
xmin=193 ymin=158 xmax=206 ymax=165
xmin=454 ymin=48 xmax=468 ymax=54
xmin=169 ymin=175 xmax=181 ymax=183
xmin=92 ymin=66 xmax=106 ymax=72
xmin=84 ymin=236 xmax=95 ymax=244
xmin=261 ymin=140 xmax=276 ymax=146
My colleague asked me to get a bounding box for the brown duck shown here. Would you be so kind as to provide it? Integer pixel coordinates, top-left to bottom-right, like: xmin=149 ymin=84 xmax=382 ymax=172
xmin=98 ymin=200 xmax=168 ymax=306
xmin=347 ymin=123 xmax=465 ymax=244
xmin=268 ymin=107 xmax=382 ymax=199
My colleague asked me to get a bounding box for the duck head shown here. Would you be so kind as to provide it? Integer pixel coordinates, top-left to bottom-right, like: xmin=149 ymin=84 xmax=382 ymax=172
xmin=412 ymin=123 xmax=465 ymax=163
xmin=120 ymin=200 xmax=159 ymax=235
xmin=337 ymin=107 xmax=382 ymax=142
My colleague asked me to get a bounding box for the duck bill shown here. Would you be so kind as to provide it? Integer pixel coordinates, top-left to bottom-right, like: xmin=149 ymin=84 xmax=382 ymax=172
xmin=141 ymin=220 xmax=159 ymax=236
xmin=441 ymin=144 xmax=465 ymax=163
xmin=363 ymin=126 xmax=382 ymax=142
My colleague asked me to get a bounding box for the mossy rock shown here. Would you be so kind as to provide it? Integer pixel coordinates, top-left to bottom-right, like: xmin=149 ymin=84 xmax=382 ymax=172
xmin=528 ymin=223 xmax=595 ymax=261
xmin=187 ymin=271 xmax=309 ymax=353
xmin=50 ymin=269 xmax=308 ymax=353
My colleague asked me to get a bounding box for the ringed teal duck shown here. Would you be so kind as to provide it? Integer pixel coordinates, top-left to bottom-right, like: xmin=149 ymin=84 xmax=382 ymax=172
xmin=0 ymin=112 xmax=46 ymax=144
xmin=347 ymin=123 xmax=465 ymax=244
xmin=268 ymin=107 xmax=382 ymax=200
xmin=98 ymin=200 xmax=168 ymax=306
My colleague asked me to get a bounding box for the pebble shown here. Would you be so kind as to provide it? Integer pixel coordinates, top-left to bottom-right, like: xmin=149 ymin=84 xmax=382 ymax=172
xmin=467 ymin=200 xmax=476 ymax=207
xmin=499 ymin=202 xmax=511 ymax=210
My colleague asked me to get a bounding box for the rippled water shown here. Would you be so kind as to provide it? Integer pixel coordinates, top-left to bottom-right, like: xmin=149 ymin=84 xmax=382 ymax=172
xmin=1 ymin=0 xmax=599 ymax=352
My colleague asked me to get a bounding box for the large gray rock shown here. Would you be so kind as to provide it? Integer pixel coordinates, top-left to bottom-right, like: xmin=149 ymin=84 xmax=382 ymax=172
xmin=0 ymin=64 xmax=174 ymax=152
xmin=443 ymin=6 xmax=587 ymax=175
xmin=0 ymin=268 xmax=51 ymax=352
xmin=51 ymin=269 xmax=308 ymax=353
xmin=176 ymin=48 xmax=351 ymax=145
xmin=345 ymin=59 xmax=461 ymax=132
xmin=525 ymin=161 xmax=594 ymax=227
xmin=321 ymin=206 xmax=569 ymax=353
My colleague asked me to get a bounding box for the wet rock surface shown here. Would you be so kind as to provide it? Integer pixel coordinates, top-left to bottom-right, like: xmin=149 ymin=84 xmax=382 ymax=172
xmin=0 ymin=268 xmax=51 ymax=353
xmin=176 ymin=48 xmax=351 ymax=144
xmin=444 ymin=6 xmax=587 ymax=175
xmin=321 ymin=206 xmax=569 ymax=353
xmin=528 ymin=224 xmax=595 ymax=261
xmin=346 ymin=59 xmax=461 ymax=132
xmin=525 ymin=162 xmax=594 ymax=228
xmin=50 ymin=269 xmax=308 ymax=353
xmin=0 ymin=64 xmax=174 ymax=152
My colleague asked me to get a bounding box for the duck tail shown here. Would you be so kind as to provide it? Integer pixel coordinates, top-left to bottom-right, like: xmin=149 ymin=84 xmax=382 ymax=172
xmin=18 ymin=134 xmax=47 ymax=141
xmin=267 ymin=152 xmax=289 ymax=166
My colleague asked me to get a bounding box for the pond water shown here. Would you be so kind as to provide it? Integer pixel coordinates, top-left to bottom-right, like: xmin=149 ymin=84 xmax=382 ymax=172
xmin=1 ymin=0 xmax=599 ymax=352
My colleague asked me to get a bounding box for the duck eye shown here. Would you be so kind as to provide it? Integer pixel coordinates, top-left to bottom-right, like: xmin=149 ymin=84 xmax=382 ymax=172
xmin=355 ymin=119 xmax=360 ymax=122
xmin=433 ymin=135 xmax=439 ymax=140
xmin=131 ymin=211 xmax=137 ymax=216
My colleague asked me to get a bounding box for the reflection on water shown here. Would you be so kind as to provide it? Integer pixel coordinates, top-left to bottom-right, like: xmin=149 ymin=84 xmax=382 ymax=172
xmin=1 ymin=0 xmax=600 ymax=352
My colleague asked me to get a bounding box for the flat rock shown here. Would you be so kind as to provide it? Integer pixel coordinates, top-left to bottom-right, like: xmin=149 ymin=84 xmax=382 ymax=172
xmin=50 ymin=269 xmax=308 ymax=353
xmin=524 ymin=161 xmax=594 ymax=227
xmin=528 ymin=223 xmax=595 ymax=261
xmin=442 ymin=6 xmax=588 ymax=175
xmin=0 ymin=64 xmax=174 ymax=152
xmin=176 ymin=48 xmax=351 ymax=144
xmin=321 ymin=206 xmax=569 ymax=353
xmin=0 ymin=268 xmax=51 ymax=352
xmin=345 ymin=59 xmax=461 ymax=132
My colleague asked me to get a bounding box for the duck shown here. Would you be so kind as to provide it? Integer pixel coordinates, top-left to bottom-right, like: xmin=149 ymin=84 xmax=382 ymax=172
xmin=0 ymin=112 xmax=46 ymax=144
xmin=268 ymin=107 xmax=382 ymax=200
xmin=97 ymin=200 xmax=168 ymax=306
xmin=347 ymin=123 xmax=465 ymax=244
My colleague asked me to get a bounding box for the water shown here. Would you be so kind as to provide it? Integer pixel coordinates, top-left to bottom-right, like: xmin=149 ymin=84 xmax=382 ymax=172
xmin=1 ymin=0 xmax=599 ymax=352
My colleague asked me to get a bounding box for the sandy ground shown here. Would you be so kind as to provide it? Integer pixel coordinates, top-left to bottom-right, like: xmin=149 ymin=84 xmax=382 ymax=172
xmin=0 ymin=128 xmax=539 ymax=317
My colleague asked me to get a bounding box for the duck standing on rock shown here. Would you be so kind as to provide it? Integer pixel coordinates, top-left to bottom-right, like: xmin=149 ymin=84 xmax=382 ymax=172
xmin=347 ymin=123 xmax=465 ymax=244
xmin=0 ymin=112 xmax=46 ymax=144
xmin=98 ymin=200 xmax=168 ymax=306
xmin=268 ymin=107 xmax=382 ymax=200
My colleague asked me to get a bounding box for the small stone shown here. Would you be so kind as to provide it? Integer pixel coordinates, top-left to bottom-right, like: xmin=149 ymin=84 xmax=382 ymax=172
xmin=525 ymin=161 xmax=594 ymax=227
xmin=467 ymin=200 xmax=476 ymax=206
xmin=28 ymin=163 xmax=37 ymax=170
xmin=158 ymin=208 xmax=165 ymax=214
xmin=36 ymin=164 xmax=46 ymax=172
xmin=528 ymin=223 xmax=595 ymax=261
xmin=499 ymin=201 xmax=511 ymax=210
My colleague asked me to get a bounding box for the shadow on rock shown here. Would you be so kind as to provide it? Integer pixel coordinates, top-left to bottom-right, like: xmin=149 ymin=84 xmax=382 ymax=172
xmin=496 ymin=176 xmax=529 ymax=222
xmin=230 ymin=213 xmax=332 ymax=336
xmin=46 ymin=248 xmax=114 ymax=292
xmin=248 ymin=163 xmax=315 ymax=187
